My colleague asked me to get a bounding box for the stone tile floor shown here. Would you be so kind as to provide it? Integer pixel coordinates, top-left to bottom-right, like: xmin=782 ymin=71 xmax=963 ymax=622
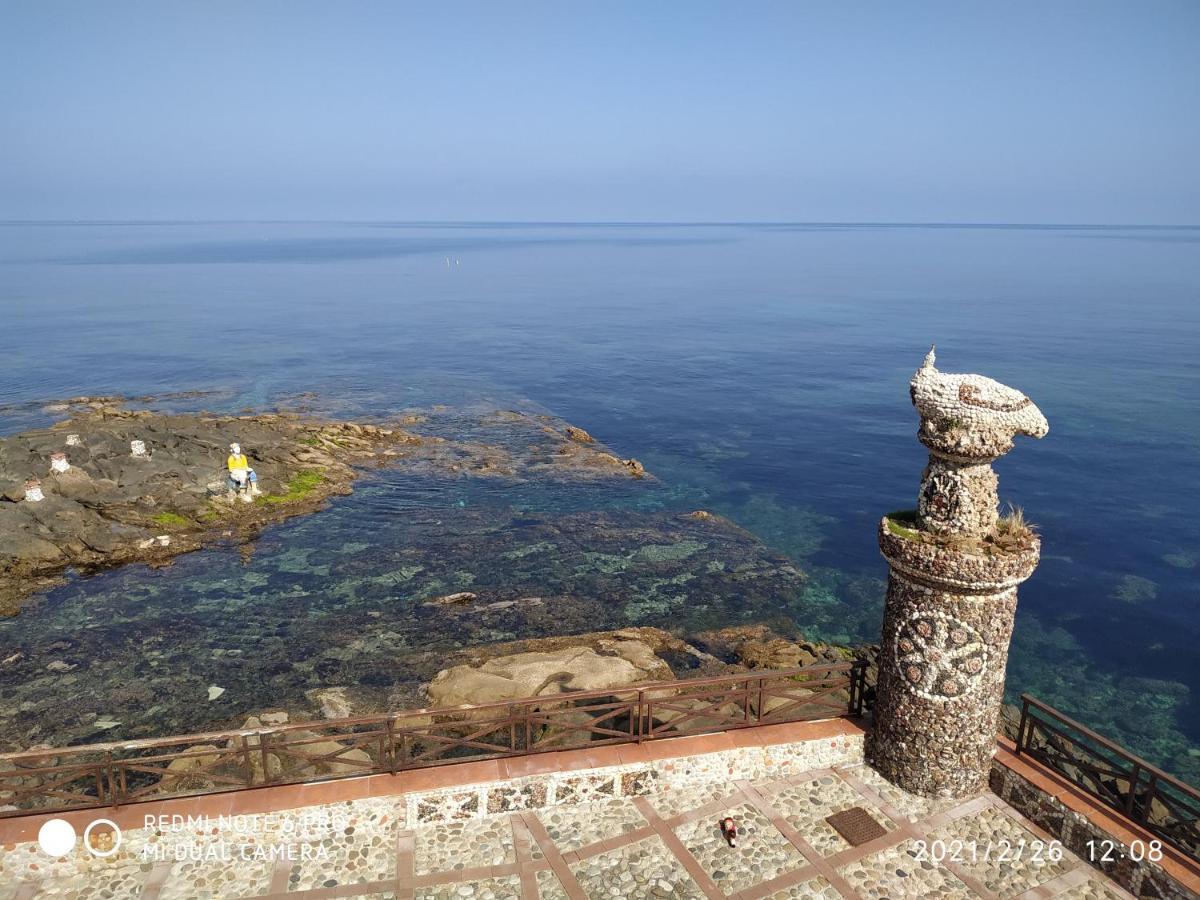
xmin=2 ymin=760 xmax=1137 ymax=900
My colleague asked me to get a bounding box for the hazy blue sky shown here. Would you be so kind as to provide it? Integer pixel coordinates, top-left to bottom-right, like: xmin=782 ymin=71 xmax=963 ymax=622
xmin=2 ymin=2 xmax=1198 ymax=223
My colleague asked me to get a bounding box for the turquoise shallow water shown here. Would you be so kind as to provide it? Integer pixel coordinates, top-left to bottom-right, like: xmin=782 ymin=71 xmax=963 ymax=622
xmin=1 ymin=222 xmax=1198 ymax=780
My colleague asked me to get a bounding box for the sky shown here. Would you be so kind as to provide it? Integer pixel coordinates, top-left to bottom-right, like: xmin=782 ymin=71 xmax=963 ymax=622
xmin=2 ymin=2 xmax=1198 ymax=223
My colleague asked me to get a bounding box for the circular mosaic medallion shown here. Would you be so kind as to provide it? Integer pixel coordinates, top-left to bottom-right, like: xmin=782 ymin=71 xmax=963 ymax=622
xmin=893 ymin=611 xmax=988 ymax=700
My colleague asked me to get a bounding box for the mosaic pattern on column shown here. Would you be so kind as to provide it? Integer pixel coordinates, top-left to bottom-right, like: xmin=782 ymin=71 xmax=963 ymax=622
xmin=870 ymin=348 xmax=1047 ymax=799
xmin=893 ymin=610 xmax=988 ymax=701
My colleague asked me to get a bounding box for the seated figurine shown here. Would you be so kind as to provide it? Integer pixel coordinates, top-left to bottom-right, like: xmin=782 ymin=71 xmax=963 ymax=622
xmin=225 ymin=442 xmax=262 ymax=502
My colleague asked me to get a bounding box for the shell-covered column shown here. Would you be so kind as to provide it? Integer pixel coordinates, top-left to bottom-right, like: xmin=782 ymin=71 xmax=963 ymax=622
xmin=868 ymin=347 xmax=1048 ymax=798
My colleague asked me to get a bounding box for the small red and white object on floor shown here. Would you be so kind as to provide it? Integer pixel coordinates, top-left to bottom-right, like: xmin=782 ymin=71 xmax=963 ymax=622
xmin=720 ymin=816 xmax=738 ymax=847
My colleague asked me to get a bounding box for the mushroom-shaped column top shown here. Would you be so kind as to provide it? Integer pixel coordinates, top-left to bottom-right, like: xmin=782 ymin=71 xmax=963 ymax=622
xmin=910 ymin=347 xmax=1048 ymax=461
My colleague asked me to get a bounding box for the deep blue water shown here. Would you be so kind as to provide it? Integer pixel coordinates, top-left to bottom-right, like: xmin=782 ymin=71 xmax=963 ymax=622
xmin=1 ymin=222 xmax=1198 ymax=778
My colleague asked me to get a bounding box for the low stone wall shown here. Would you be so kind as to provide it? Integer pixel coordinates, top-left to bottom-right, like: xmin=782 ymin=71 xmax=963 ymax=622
xmin=404 ymin=731 xmax=864 ymax=827
xmin=989 ymin=758 xmax=1199 ymax=900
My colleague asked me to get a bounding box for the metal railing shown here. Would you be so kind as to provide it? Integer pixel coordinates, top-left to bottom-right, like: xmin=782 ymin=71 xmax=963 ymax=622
xmin=1015 ymin=693 xmax=1200 ymax=864
xmin=0 ymin=660 xmax=866 ymax=818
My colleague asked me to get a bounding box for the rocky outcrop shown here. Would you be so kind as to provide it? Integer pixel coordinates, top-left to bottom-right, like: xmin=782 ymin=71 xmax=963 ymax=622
xmin=437 ymin=627 xmax=725 ymax=678
xmin=0 ymin=398 xmax=651 ymax=614
xmin=691 ymin=624 xmax=862 ymax=670
xmin=426 ymin=638 xmax=674 ymax=708
xmin=690 ymin=624 xmax=871 ymax=717
xmin=564 ymin=426 xmax=594 ymax=444
xmin=423 ymin=631 xmax=679 ymax=749
xmin=420 ymin=625 xmax=867 ymax=745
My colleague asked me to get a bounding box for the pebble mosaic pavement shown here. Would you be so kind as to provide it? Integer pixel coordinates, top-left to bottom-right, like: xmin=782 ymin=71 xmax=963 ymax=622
xmin=0 ymin=759 xmax=1139 ymax=900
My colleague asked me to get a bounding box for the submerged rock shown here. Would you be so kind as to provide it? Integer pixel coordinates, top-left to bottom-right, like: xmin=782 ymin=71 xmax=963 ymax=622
xmin=306 ymin=686 xmax=353 ymax=719
xmin=422 ymin=591 xmax=478 ymax=607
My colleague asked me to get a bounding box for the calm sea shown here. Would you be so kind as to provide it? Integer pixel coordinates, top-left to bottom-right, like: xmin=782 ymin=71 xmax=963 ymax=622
xmin=1 ymin=222 xmax=1198 ymax=779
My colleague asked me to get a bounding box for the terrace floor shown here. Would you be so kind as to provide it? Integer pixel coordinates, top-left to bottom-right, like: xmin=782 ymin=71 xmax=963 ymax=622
xmin=0 ymin=723 xmax=1139 ymax=900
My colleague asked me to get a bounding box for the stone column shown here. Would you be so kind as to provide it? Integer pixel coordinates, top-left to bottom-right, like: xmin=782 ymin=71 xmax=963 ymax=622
xmin=868 ymin=347 xmax=1048 ymax=798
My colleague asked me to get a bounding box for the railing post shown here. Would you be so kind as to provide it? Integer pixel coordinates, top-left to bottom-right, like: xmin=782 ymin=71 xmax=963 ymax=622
xmin=1124 ymin=763 xmax=1142 ymax=817
xmin=858 ymin=660 xmax=867 ymax=715
xmin=238 ymin=734 xmax=254 ymax=786
xmin=849 ymin=661 xmax=865 ymax=716
xmin=1015 ymin=697 xmax=1030 ymax=755
xmin=1139 ymin=771 xmax=1157 ymax=825
xmin=385 ymin=718 xmax=397 ymax=775
xmin=636 ymin=690 xmax=645 ymax=743
xmin=259 ymin=731 xmax=274 ymax=785
xmin=104 ymin=751 xmax=120 ymax=808
xmin=91 ymin=765 xmax=107 ymax=807
xmin=755 ymin=676 xmax=764 ymax=723
xmin=116 ymin=760 xmax=128 ymax=809
xmin=524 ymin=703 xmax=533 ymax=751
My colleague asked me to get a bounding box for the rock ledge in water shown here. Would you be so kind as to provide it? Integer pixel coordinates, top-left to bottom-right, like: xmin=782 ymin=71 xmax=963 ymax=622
xmin=0 ymin=399 xmax=649 ymax=614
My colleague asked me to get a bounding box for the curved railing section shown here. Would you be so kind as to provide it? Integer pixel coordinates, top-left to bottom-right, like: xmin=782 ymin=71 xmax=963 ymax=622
xmin=1015 ymin=693 xmax=1199 ymax=864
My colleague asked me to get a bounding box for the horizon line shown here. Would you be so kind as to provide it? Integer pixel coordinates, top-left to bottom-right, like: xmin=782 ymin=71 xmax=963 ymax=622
xmin=1 ymin=218 xmax=1199 ymax=230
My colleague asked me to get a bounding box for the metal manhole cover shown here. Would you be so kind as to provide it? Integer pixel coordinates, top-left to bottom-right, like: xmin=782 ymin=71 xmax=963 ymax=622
xmin=825 ymin=807 xmax=887 ymax=846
